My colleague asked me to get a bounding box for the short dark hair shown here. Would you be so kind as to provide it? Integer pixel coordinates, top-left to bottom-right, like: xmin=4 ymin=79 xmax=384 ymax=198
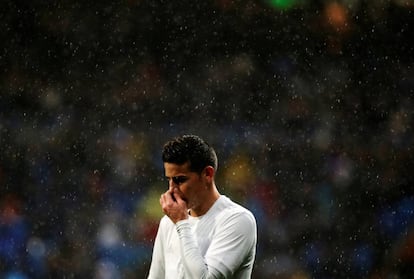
xmin=162 ymin=135 xmax=218 ymax=173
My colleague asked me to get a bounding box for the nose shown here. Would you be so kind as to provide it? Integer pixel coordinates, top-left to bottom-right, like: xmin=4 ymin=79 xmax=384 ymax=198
xmin=168 ymin=179 xmax=176 ymax=190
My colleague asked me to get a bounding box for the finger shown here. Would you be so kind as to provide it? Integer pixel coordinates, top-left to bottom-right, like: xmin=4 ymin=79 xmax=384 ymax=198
xmin=165 ymin=190 xmax=175 ymax=203
xmin=160 ymin=194 xmax=171 ymax=215
xmin=159 ymin=194 xmax=164 ymax=206
xmin=172 ymin=189 xmax=185 ymax=205
xmin=160 ymin=191 xmax=175 ymax=209
xmin=171 ymin=189 xmax=180 ymax=201
xmin=160 ymin=192 xmax=169 ymax=207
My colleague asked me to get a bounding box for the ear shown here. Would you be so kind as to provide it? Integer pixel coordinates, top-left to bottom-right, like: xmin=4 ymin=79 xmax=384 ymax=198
xmin=204 ymin=166 xmax=215 ymax=181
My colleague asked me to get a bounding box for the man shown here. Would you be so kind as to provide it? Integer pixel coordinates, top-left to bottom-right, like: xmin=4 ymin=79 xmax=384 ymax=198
xmin=147 ymin=135 xmax=257 ymax=279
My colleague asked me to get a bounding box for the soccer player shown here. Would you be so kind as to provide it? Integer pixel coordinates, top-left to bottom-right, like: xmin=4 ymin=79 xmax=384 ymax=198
xmin=147 ymin=134 xmax=257 ymax=279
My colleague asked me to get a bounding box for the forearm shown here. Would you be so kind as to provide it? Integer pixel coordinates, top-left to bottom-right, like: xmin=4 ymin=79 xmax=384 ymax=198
xmin=176 ymin=220 xmax=221 ymax=279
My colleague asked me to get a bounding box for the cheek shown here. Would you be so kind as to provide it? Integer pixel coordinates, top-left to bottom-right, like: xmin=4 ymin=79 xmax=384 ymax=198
xmin=179 ymin=184 xmax=193 ymax=198
xmin=174 ymin=185 xmax=190 ymax=204
xmin=176 ymin=184 xmax=188 ymax=196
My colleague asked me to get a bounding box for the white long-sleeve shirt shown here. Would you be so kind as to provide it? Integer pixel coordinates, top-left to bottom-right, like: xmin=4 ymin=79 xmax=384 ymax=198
xmin=147 ymin=195 xmax=257 ymax=279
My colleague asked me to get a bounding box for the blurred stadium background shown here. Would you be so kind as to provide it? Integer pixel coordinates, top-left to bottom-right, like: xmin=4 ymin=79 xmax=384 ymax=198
xmin=1 ymin=0 xmax=413 ymax=278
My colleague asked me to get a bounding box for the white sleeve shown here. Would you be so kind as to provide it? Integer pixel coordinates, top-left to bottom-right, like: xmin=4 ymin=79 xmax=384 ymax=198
xmin=176 ymin=212 xmax=256 ymax=279
xmin=147 ymin=218 xmax=166 ymax=279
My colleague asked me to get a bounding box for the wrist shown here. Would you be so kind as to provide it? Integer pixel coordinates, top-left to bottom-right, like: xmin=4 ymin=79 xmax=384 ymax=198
xmin=176 ymin=219 xmax=191 ymax=234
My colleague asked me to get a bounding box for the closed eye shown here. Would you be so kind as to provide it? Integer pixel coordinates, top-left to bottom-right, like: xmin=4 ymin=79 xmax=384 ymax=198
xmin=171 ymin=176 xmax=189 ymax=185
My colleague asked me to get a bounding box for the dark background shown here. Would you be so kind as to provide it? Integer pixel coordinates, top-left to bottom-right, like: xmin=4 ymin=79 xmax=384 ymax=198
xmin=1 ymin=1 xmax=413 ymax=278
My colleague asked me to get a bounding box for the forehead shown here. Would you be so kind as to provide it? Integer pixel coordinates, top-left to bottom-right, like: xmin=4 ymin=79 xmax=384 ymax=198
xmin=164 ymin=162 xmax=191 ymax=176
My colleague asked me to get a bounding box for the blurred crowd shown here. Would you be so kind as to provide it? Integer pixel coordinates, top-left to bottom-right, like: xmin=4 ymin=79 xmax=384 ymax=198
xmin=1 ymin=0 xmax=413 ymax=278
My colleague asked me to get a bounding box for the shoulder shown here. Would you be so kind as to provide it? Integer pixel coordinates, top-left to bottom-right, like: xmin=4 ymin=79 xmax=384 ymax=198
xmin=208 ymin=197 xmax=257 ymax=249
xmin=218 ymin=196 xmax=255 ymax=216
xmin=158 ymin=215 xmax=175 ymax=231
xmin=214 ymin=196 xmax=257 ymax=229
